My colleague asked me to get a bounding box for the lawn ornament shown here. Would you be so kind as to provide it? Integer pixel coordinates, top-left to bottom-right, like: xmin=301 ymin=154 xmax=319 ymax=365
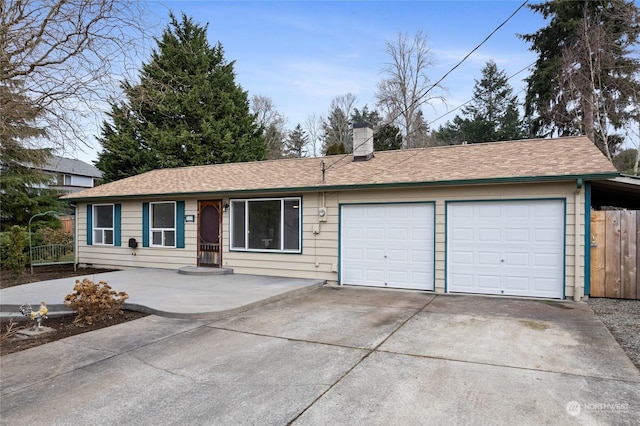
xmin=19 ymin=302 xmax=49 ymax=331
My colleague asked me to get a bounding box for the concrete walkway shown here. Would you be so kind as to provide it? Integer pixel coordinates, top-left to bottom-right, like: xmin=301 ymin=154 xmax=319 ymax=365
xmin=0 ymin=268 xmax=325 ymax=320
xmin=1 ymin=287 xmax=638 ymax=425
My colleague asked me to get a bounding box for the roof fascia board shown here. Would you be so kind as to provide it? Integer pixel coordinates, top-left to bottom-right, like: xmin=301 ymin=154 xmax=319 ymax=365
xmin=62 ymin=172 xmax=620 ymax=202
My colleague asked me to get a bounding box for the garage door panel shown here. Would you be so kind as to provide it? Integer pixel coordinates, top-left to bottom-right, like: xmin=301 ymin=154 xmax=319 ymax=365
xmin=365 ymin=206 xmax=385 ymax=218
xmin=504 ymin=275 xmax=530 ymax=289
xmin=365 ymin=249 xmax=384 ymax=263
xmin=505 ymin=228 xmax=530 ymax=241
xmin=388 ymin=228 xmax=409 ymax=240
xmin=410 ymin=249 xmax=431 ymax=262
xmin=344 ymin=267 xmax=363 ymax=280
xmin=504 ymin=252 xmax=529 ymax=266
xmin=344 ymin=248 xmax=363 ymax=260
xmin=344 ymin=228 xmax=363 ymax=239
xmin=450 ymin=250 xmax=474 ymax=265
xmin=388 ymin=207 xmax=409 ymax=219
xmin=476 ymin=250 xmax=501 ymax=266
xmin=387 ymin=249 xmax=408 ymax=262
xmin=341 ymin=203 xmax=434 ymax=290
xmin=447 ymin=200 xmax=564 ymax=299
xmin=388 ymin=270 xmax=408 ymax=283
xmin=410 ymin=227 xmax=431 ymax=241
xmin=533 ymin=277 xmax=561 ymax=294
xmin=535 ymin=228 xmax=562 ymax=243
xmin=478 ymin=204 xmax=501 ymax=217
xmin=478 ymin=228 xmax=501 ymax=242
xmin=535 ymin=253 xmax=561 ymax=267
xmin=451 ymin=228 xmax=474 ymax=243
xmin=477 ymin=275 xmax=501 ymax=292
xmin=505 ymin=203 xmax=530 ymax=217
xmin=365 ymin=228 xmax=385 ymax=239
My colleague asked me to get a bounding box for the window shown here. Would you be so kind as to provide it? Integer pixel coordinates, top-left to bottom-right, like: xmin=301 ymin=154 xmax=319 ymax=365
xmin=93 ymin=204 xmax=114 ymax=245
xmin=231 ymin=197 xmax=301 ymax=252
xmin=150 ymin=202 xmax=176 ymax=247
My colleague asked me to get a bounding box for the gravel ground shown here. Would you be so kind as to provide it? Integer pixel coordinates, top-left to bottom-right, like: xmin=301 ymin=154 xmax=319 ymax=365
xmin=588 ymin=298 xmax=640 ymax=370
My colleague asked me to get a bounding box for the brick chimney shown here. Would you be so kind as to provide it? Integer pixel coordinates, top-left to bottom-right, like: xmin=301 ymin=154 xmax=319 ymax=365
xmin=353 ymin=122 xmax=374 ymax=161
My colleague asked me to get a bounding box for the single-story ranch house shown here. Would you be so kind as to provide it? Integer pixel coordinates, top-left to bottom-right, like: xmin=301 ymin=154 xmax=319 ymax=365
xmin=63 ymin=127 xmax=620 ymax=301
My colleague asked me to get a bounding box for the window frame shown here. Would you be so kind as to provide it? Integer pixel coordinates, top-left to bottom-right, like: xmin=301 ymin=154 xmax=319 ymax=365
xmin=92 ymin=204 xmax=114 ymax=246
xmin=149 ymin=201 xmax=177 ymax=248
xmin=230 ymin=197 xmax=302 ymax=253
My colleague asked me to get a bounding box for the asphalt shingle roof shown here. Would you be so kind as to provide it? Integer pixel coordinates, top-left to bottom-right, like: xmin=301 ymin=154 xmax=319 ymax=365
xmin=63 ymin=136 xmax=618 ymax=200
xmin=44 ymin=155 xmax=103 ymax=178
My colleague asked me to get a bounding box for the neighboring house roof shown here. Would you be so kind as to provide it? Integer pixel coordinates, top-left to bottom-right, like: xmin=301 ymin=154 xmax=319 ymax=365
xmin=42 ymin=155 xmax=103 ymax=179
xmin=62 ymin=136 xmax=618 ymax=201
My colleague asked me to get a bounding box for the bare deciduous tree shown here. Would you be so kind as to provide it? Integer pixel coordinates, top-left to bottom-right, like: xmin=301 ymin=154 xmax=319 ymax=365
xmin=625 ymin=84 xmax=640 ymax=174
xmin=375 ymin=31 xmax=446 ymax=148
xmin=251 ymin=94 xmax=287 ymax=159
xmin=0 ymin=0 xmax=153 ymax=155
xmin=558 ymin=3 xmax=639 ymax=162
xmin=304 ymin=113 xmax=323 ymax=157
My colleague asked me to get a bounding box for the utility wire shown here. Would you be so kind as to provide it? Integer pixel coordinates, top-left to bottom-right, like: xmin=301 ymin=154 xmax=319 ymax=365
xmin=364 ymin=86 xmax=531 ymax=182
xmin=428 ymin=61 xmax=535 ymax=126
xmin=320 ymin=0 xmax=530 ymax=176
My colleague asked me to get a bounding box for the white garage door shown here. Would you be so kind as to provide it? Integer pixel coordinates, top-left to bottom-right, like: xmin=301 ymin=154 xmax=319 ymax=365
xmin=340 ymin=203 xmax=434 ymax=290
xmin=447 ymin=200 xmax=565 ymax=299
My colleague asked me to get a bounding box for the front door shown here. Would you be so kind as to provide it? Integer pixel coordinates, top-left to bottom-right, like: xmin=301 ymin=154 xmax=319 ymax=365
xmin=198 ymin=200 xmax=222 ymax=267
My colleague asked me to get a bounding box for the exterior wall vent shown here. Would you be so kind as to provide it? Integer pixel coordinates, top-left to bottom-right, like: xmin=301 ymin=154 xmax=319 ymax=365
xmin=353 ymin=122 xmax=374 ymax=161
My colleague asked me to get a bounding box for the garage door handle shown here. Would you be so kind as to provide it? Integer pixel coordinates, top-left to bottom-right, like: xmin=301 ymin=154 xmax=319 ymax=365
xmin=501 ymin=259 xmax=504 ymax=262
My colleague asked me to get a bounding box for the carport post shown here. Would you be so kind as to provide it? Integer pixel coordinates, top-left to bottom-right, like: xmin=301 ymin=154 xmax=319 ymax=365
xmin=574 ymin=181 xmax=582 ymax=301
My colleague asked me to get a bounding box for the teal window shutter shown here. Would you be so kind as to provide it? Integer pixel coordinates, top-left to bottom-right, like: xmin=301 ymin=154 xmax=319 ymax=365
xmin=176 ymin=201 xmax=185 ymax=248
xmin=114 ymin=204 xmax=122 ymax=246
xmin=86 ymin=204 xmax=93 ymax=245
xmin=142 ymin=203 xmax=149 ymax=247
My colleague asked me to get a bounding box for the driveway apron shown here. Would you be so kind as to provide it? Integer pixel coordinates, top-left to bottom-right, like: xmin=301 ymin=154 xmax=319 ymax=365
xmin=1 ymin=287 xmax=638 ymax=425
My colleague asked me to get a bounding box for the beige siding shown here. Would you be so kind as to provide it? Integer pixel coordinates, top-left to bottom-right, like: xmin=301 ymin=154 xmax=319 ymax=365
xmin=75 ymin=180 xmax=586 ymax=299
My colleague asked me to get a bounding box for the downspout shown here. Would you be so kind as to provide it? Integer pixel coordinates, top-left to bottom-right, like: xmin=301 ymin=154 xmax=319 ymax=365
xmin=574 ymin=179 xmax=583 ymax=301
xmin=70 ymin=203 xmax=78 ymax=271
xmin=584 ymin=183 xmax=592 ymax=297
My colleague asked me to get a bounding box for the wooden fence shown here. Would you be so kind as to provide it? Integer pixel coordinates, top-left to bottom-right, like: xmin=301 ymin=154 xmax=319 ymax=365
xmin=590 ymin=210 xmax=639 ymax=299
xmin=59 ymin=216 xmax=73 ymax=233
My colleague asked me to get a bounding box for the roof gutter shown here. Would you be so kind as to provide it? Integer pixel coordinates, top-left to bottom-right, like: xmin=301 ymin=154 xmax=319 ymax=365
xmin=61 ymin=172 xmax=620 ymax=202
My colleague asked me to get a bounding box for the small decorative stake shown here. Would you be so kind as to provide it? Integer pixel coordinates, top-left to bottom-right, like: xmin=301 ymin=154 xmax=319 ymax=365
xmin=19 ymin=302 xmax=49 ymax=331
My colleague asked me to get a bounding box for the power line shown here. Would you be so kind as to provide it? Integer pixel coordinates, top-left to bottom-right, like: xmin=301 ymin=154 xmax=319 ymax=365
xmin=428 ymin=60 xmax=535 ymax=126
xmin=321 ymin=0 xmax=530 ymax=176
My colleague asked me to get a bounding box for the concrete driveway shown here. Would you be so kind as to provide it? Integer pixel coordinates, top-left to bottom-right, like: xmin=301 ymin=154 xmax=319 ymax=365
xmin=1 ymin=286 xmax=638 ymax=425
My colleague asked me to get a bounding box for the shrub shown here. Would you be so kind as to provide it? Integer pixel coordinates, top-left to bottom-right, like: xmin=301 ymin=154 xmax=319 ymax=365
xmin=5 ymin=226 xmax=27 ymax=278
xmin=64 ymin=279 xmax=129 ymax=326
xmin=37 ymin=227 xmax=72 ymax=245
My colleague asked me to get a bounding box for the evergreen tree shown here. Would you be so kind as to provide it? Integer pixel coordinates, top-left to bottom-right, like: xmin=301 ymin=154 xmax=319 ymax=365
xmin=325 ymin=143 xmax=346 ymax=155
xmin=520 ymin=0 xmax=640 ymax=158
xmin=283 ymin=124 xmax=308 ymax=158
xmin=322 ymin=107 xmax=351 ymax=155
xmin=374 ymin=124 xmax=403 ymax=151
xmin=0 ymin=69 xmax=63 ymax=231
xmin=96 ymin=13 xmax=266 ymax=182
xmin=351 ymin=106 xmax=403 ymax=151
xmin=436 ymin=61 xmax=524 ymax=144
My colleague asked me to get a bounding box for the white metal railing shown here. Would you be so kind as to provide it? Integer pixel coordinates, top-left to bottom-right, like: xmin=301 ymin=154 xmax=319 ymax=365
xmin=30 ymin=244 xmax=74 ymax=266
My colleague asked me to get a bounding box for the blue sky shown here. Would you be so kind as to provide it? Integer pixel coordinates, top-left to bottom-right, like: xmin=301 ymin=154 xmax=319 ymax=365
xmin=83 ymin=1 xmax=548 ymax=161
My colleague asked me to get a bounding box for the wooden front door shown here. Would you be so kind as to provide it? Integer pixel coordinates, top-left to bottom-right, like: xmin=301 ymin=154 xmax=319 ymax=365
xmin=198 ymin=200 xmax=222 ymax=267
